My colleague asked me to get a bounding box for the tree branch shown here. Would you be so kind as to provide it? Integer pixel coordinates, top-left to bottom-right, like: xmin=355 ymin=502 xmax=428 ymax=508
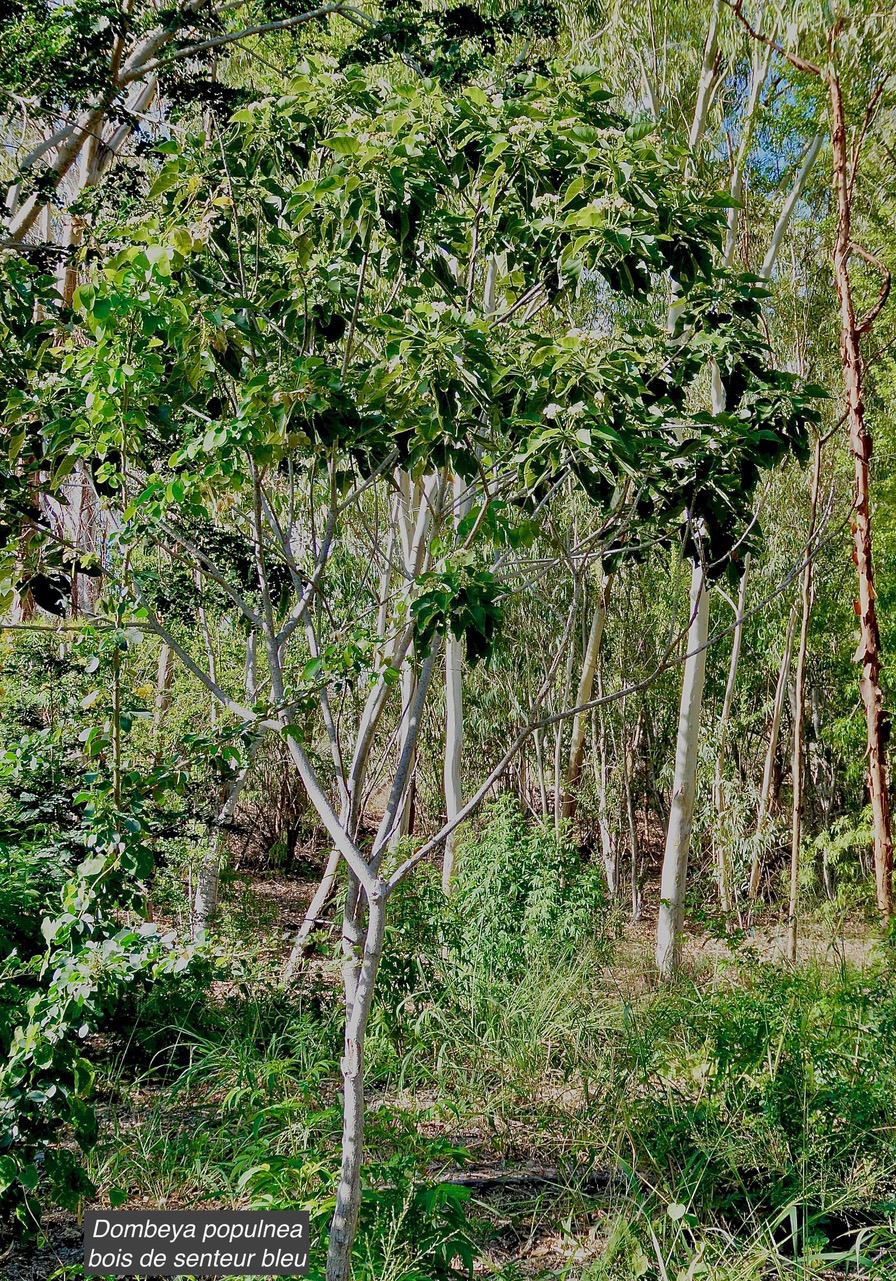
xmin=851 ymin=242 xmax=892 ymax=336
xmin=131 ymin=4 xmax=373 ymax=79
xmin=721 ymin=0 xmax=823 ymax=78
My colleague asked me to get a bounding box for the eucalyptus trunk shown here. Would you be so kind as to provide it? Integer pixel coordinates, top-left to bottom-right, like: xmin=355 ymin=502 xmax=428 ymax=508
xmin=829 ymin=73 xmax=893 ymax=916
xmin=656 ymin=563 xmax=709 ymax=980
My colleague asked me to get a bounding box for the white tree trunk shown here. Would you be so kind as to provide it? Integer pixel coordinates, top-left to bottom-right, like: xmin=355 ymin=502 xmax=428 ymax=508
xmin=761 ymin=135 xmax=823 ymax=281
xmin=326 ymin=885 xmax=387 ymax=1281
xmin=688 ymin=0 xmax=721 ymax=153
xmin=442 ymin=628 xmax=464 ymax=891
xmin=655 ymin=563 xmax=709 ymax=980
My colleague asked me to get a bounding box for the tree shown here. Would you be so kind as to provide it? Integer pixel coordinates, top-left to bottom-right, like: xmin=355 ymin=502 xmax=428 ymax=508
xmin=725 ymin=0 xmax=895 ymax=916
xmin=5 ymin=49 xmax=818 ymax=1276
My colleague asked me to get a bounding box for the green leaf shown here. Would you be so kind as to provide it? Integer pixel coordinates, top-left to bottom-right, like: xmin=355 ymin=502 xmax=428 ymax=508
xmin=148 ymin=163 xmax=182 ymax=199
xmin=73 ymin=1058 xmax=95 ymax=1096
xmin=325 ymin=135 xmax=360 ymax=155
xmin=625 ymin=118 xmax=655 ymax=142
xmin=0 ymin=1156 xmax=18 ymax=1192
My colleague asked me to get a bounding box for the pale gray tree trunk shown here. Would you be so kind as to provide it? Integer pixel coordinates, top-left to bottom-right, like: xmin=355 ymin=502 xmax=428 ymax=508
xmin=655 ymin=563 xmax=709 ymax=979
xmin=688 ymin=0 xmax=721 ymax=154
xmin=760 ymin=134 xmax=823 ymax=281
xmin=325 ymin=884 xmax=386 ymax=1281
xmin=442 ymin=626 xmax=464 ymax=891
xmin=192 ymin=768 xmax=250 ymax=938
xmin=442 ymin=259 xmax=496 ymax=888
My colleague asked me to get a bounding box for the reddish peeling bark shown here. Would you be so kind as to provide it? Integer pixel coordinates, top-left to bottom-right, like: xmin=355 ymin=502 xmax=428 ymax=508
xmin=829 ymin=72 xmax=893 ymax=916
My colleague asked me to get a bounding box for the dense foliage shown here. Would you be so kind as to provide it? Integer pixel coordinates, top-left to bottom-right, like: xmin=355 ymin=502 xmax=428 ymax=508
xmin=2 ymin=0 xmax=896 ymax=1277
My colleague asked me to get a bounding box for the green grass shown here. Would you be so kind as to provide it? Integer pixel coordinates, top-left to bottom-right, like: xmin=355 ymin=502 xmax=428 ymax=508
xmin=37 ymin=806 xmax=896 ymax=1279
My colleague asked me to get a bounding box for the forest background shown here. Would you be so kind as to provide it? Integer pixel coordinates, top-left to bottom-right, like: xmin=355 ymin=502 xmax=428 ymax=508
xmin=2 ymin=1 xmax=896 ymax=1278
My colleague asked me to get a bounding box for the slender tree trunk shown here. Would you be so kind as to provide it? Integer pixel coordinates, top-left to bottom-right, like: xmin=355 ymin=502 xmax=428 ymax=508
xmin=282 ymin=847 xmax=341 ymax=983
xmin=713 ymin=555 xmax=751 ymax=911
xmin=562 ymin=573 xmax=613 ymax=817
xmin=442 ymin=631 xmax=463 ymax=889
xmin=592 ymin=690 xmax=617 ymax=895
xmin=152 ymin=641 xmax=174 ymax=761
xmin=688 ymin=0 xmax=721 ymax=153
xmin=829 ymin=73 xmax=893 ymax=916
xmin=553 ymin=720 xmax=564 ymax=833
xmin=192 ymin=765 xmax=252 ymax=938
xmin=553 ymin=587 xmax=579 ymax=835
xmin=443 ymin=476 xmax=471 ymax=891
xmin=326 ymin=880 xmax=386 ymax=1281
xmin=192 ymin=632 xmax=257 ymax=935
xmin=195 ymin=568 xmax=218 ymax=730
xmin=722 ymin=33 xmax=771 ymax=269
xmin=624 ymin=709 xmax=642 ymax=920
xmin=656 ymin=563 xmax=709 ymax=979
xmin=749 ymin=604 xmax=798 ymax=900
xmin=787 ymin=436 xmax=823 ymax=961
xmin=760 ymin=135 xmax=823 ymax=281
xmin=390 ymin=660 xmax=418 ymax=847
xmin=534 ymin=727 xmax=548 ymax=816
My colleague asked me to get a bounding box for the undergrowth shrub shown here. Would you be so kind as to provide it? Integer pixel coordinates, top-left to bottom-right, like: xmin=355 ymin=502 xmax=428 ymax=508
xmin=367 ymin=798 xmax=615 ymax=1088
xmin=451 ymin=794 xmax=612 ymax=978
xmin=612 ymin=962 xmax=896 ymax=1220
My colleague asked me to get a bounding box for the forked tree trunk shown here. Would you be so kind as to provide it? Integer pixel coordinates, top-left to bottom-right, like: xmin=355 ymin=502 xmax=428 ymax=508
xmin=656 ymin=563 xmax=709 ymax=979
xmin=829 ymin=74 xmax=893 ymax=916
